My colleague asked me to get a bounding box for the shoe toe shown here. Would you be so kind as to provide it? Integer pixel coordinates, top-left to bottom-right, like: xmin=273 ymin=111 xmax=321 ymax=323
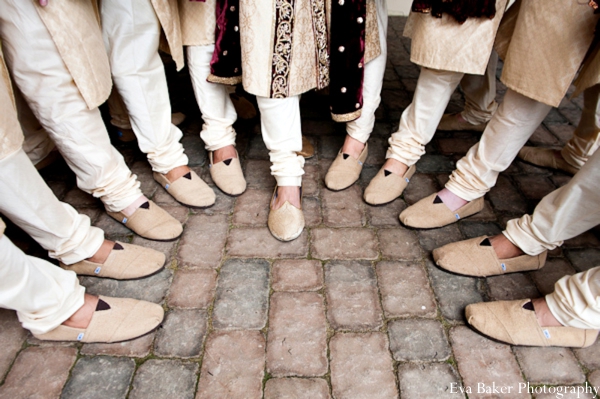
xmin=268 ymin=203 xmax=305 ymax=241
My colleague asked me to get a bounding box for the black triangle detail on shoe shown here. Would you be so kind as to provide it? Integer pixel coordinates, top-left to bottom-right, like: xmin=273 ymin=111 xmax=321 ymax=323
xmin=183 ymin=172 xmax=192 ymax=180
xmin=113 ymin=243 xmax=124 ymax=250
xmin=522 ymin=301 xmax=534 ymax=311
xmin=343 ymin=154 xmax=350 ymax=160
xmin=480 ymin=238 xmax=492 ymax=247
xmin=384 ymin=170 xmax=391 ymax=177
xmin=224 ymin=159 xmax=232 ymax=166
xmin=140 ymin=201 xmax=150 ymax=209
xmin=96 ymin=299 xmax=111 ymax=311
xmin=433 ymin=195 xmax=443 ymax=204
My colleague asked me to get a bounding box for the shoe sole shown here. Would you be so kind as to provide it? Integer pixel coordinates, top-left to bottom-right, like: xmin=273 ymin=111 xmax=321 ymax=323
xmin=76 ymin=265 xmax=166 ymax=281
xmin=269 ymin=225 xmax=304 ymax=242
xmin=325 ymin=179 xmax=358 ymax=192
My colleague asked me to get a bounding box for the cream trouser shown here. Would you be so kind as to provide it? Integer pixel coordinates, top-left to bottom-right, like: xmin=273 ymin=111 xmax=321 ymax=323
xmin=446 ymin=89 xmax=552 ymax=201
xmin=547 ymin=268 xmax=600 ymax=330
xmin=187 ymin=44 xmax=238 ymax=151
xmin=0 ymin=149 xmax=104 ymax=265
xmin=257 ymin=96 xmax=305 ymax=186
xmin=346 ymin=0 xmax=388 ymax=143
xmin=0 ymin=233 xmax=84 ymax=335
xmin=101 ymin=0 xmax=188 ymax=174
xmin=0 ymin=0 xmax=142 ymax=212
xmin=459 ymin=51 xmax=499 ymax=125
xmin=562 ymin=84 xmax=600 ymax=169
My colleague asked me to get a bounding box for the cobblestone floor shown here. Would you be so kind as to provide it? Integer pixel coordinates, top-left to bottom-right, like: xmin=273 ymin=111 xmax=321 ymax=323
xmin=2 ymin=16 xmax=600 ymax=399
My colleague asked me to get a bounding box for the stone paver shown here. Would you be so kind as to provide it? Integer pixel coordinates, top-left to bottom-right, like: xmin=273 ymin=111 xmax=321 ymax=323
xmin=366 ymin=198 xmax=407 ymax=227
xmin=397 ymin=363 xmax=464 ymax=399
xmin=168 ymin=269 xmax=217 ymax=309
xmin=130 ymin=359 xmax=198 ymax=399
xmin=330 ymin=333 xmax=398 ymax=399
xmin=81 ymin=268 xmax=172 ymax=303
xmin=227 ymin=228 xmax=309 ymax=258
xmin=573 ymin=338 xmax=600 ymax=370
xmin=81 ymin=332 xmax=156 ymax=358
xmin=450 ymin=326 xmax=528 ymax=399
xmin=486 ymin=273 xmax=540 ymax=301
xmin=266 ymin=292 xmax=328 ymax=376
xmin=418 ymin=224 xmax=463 ymax=252
xmin=531 ymin=257 xmax=577 ymax=295
xmin=589 ymin=371 xmax=600 ymax=395
xmin=376 ymin=261 xmax=436 ymax=317
xmin=322 ymin=185 xmax=366 ymax=227
xmin=0 ymin=347 xmax=77 ymax=398
xmin=0 ymin=310 xmax=27 ymax=381
xmin=325 ymin=261 xmax=383 ymax=330
xmin=566 ymin=248 xmax=600 ymax=272
xmin=212 ymin=259 xmax=270 ymax=330
xmin=514 ymin=347 xmax=585 ymax=385
xmin=388 ymin=319 xmax=451 ymax=361
xmin=154 ymin=309 xmax=207 ymax=358
xmin=311 ymin=228 xmax=378 ymax=260
xmin=197 ymin=331 xmax=265 ymax=399
xmin=264 ymin=378 xmax=330 ymax=399
xmin=232 ymin=188 xmax=271 ymax=226
xmin=378 ymin=228 xmax=421 ymax=260
xmin=62 ymin=356 xmax=135 ymax=399
xmin=271 ymin=260 xmax=323 ymax=291
xmin=178 ymin=214 xmax=228 ymax=269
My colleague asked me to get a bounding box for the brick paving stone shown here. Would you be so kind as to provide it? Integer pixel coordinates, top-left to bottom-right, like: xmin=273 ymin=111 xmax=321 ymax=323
xmin=168 ymin=269 xmax=217 ymax=308
xmin=547 ymin=123 xmax=575 ymax=144
xmin=232 ymin=188 xmax=271 ymax=226
xmin=131 ymin=235 xmax=178 ymax=265
xmin=515 ymin=175 xmax=556 ymax=200
xmin=358 ymin=164 xmax=378 ymax=186
xmin=416 ymin=155 xmax=456 ymax=174
xmin=535 ymin=390 xmax=595 ymax=399
xmin=418 ymin=224 xmax=463 ymax=252
xmin=303 ymin=164 xmax=320 ymax=197
xmin=573 ymin=339 xmax=600 ymax=370
xmin=244 ymin=159 xmax=275 ymax=189
xmin=566 ymin=248 xmax=600 ymax=272
xmin=0 ymin=310 xmax=27 ymax=381
xmin=152 ymin=185 xmax=184 ymax=207
xmin=438 ymin=137 xmax=479 ymax=155
xmin=246 ymin=134 xmax=269 ymax=160
xmin=130 ymin=161 xmax=158 ymax=197
xmin=516 ymin=159 xmax=553 ymax=176
xmin=450 ymin=326 xmax=528 ymax=399
xmin=458 ymin=222 xmax=502 ymax=240
xmin=397 ymin=363 xmax=464 ymax=399
xmin=528 ymin=125 xmax=561 ymax=146
xmin=266 ymin=292 xmax=328 ymax=376
xmin=181 ymin=134 xmax=207 ymax=166
xmin=196 ymin=190 xmax=236 ymax=216
xmin=426 ymin=260 xmax=483 ymax=321
xmin=94 ymin=212 xmax=133 ymax=237
xmin=62 ymin=356 xmax=135 ymax=399
xmin=468 ymin=200 xmax=498 ymax=222
xmin=227 ymin=228 xmax=309 ymax=258
xmin=550 ymin=174 xmax=573 ymax=188
xmin=329 ymin=333 xmax=398 ymax=399
xmin=154 ymin=309 xmax=207 ymax=358
xmin=531 ymin=257 xmax=577 ymax=295
xmin=0 ymin=347 xmax=77 ymax=398
xmin=378 ymin=228 xmax=421 ymax=260
xmin=130 ymin=359 xmax=198 ymax=399
xmin=81 ymin=268 xmax=172 ymax=303
xmin=77 ymin=207 xmax=102 ymax=225
xmin=322 ymin=185 xmax=366 ymax=227
xmin=196 ymin=331 xmax=265 ymax=399
xmin=366 ymin=198 xmax=407 ymax=227
xmin=311 ymin=228 xmax=378 ymax=260
xmin=403 ymin=173 xmax=439 ymax=206
xmin=487 ymin=176 xmax=529 ymax=214
xmin=156 ymin=204 xmax=190 ymax=224
xmin=178 ymin=214 xmax=228 ymax=269
xmin=63 ymin=187 xmax=100 ymax=207
xmin=515 ymin=347 xmax=585 ymax=385
xmin=365 ymin=136 xmax=388 ymax=165
xmin=272 ymin=260 xmax=323 ymax=291
xmin=388 ymin=319 xmax=450 ymax=361
xmin=213 ymin=259 xmax=270 ymax=330
xmin=80 ymin=332 xmax=156 ymax=358
xmin=486 ymin=273 xmax=540 ymax=301
xmin=376 ymin=261 xmax=436 ymax=318
xmin=589 ymin=371 xmax=600 ymax=393
xmin=324 ymin=261 xmax=383 ymax=330
xmin=319 ymin=136 xmax=345 ymax=160
xmin=564 ymin=231 xmax=600 ymax=248
xmin=303 ymin=197 xmax=323 ymax=227
xmin=264 ymin=378 xmax=331 ymax=399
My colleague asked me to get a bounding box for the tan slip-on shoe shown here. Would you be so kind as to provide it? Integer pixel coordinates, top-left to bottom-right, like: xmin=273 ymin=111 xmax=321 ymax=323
xmin=325 ymin=144 xmax=368 ymax=191
xmin=433 ymin=236 xmax=547 ymax=277
xmin=437 ymin=113 xmax=487 ymax=132
xmin=59 ymin=242 xmax=165 ymax=280
xmin=34 ymin=296 xmax=164 ymax=343
xmin=363 ymin=164 xmax=416 ymax=205
xmin=400 ymin=193 xmax=484 ymax=228
xmin=518 ymin=146 xmax=579 ymax=175
xmin=466 ymin=299 xmax=599 ymax=347
xmin=267 ymin=187 xmax=305 ymax=242
xmin=107 ymin=200 xmax=183 ymax=241
xmin=297 ymin=135 xmax=315 ymax=159
xmin=209 ymin=151 xmax=247 ymax=196
xmin=154 ymin=170 xmax=216 ymax=207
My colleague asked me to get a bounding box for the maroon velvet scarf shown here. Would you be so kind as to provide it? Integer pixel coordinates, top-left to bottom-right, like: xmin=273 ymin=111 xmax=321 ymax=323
xmin=411 ymin=0 xmax=496 ymax=24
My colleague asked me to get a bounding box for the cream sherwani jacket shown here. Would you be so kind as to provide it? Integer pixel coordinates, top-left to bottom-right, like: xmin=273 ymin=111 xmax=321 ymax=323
xmin=149 ymin=0 xmax=185 ymax=70
xmin=0 ymin=49 xmax=23 ymax=161
xmin=178 ymin=0 xmax=217 ymax=46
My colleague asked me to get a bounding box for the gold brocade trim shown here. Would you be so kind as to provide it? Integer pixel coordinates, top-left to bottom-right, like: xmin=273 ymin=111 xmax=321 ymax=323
xmin=207 ymin=74 xmax=243 ymax=85
xmin=364 ymin=0 xmax=381 ymax=64
xmin=310 ymin=0 xmax=330 ymax=90
xmin=331 ymin=109 xmax=362 ymax=122
xmin=271 ymin=0 xmax=295 ymax=98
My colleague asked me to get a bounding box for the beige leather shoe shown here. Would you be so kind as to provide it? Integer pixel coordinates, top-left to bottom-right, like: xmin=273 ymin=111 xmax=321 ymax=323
xmin=325 ymin=144 xmax=368 ymax=191
xmin=154 ymin=170 xmax=216 ymax=207
xmin=59 ymin=242 xmax=165 ymax=280
xmin=363 ymin=164 xmax=416 ymax=205
xmin=433 ymin=236 xmax=547 ymax=277
xmin=466 ymin=299 xmax=599 ymax=347
xmin=437 ymin=113 xmax=487 ymax=132
xmin=209 ymin=151 xmax=247 ymax=196
xmin=296 ymin=136 xmax=315 ymax=159
xmin=267 ymin=187 xmax=305 ymax=242
xmin=107 ymin=200 xmax=183 ymax=241
xmin=399 ymin=193 xmax=484 ymax=228
xmin=518 ymin=146 xmax=579 ymax=175
xmin=33 ymin=296 xmax=164 ymax=343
